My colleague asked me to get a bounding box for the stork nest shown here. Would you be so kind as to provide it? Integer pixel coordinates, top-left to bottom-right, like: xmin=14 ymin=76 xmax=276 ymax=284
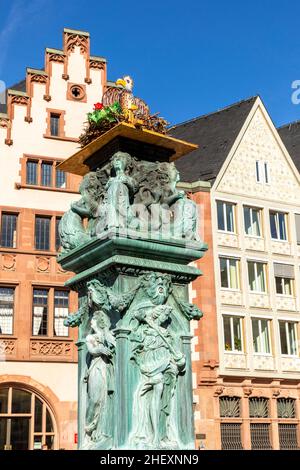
xmin=79 ymin=112 xmax=169 ymax=148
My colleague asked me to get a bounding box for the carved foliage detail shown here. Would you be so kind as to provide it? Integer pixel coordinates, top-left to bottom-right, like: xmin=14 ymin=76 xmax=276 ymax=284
xmin=0 ymin=339 xmax=15 ymax=356
xmin=30 ymin=341 xmax=71 ymax=356
xmin=49 ymin=53 xmax=65 ymax=63
xmin=89 ymin=60 xmax=104 ymax=69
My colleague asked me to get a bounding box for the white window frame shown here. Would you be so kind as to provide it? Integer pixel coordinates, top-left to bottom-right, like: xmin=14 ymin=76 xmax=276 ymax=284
xmin=251 ymin=317 xmax=272 ymax=356
xmin=223 ymin=315 xmax=244 ymax=353
xmin=279 ymin=321 xmax=299 ymax=357
xmin=256 ymin=160 xmax=270 ymax=184
xmin=217 ymin=201 xmax=236 ymax=233
xmin=247 ymin=261 xmax=267 ymax=293
xmin=270 ymin=211 xmax=288 ymax=242
xmin=219 ymin=257 xmax=240 ymax=291
xmin=275 ymin=277 xmax=294 ymax=297
xmin=243 ymin=206 xmax=262 ymax=238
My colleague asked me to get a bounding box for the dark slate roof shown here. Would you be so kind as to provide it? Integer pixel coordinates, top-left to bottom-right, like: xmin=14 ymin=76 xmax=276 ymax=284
xmin=0 ymin=79 xmax=26 ymax=114
xmin=170 ymin=96 xmax=257 ymax=183
xmin=278 ymin=121 xmax=300 ymax=174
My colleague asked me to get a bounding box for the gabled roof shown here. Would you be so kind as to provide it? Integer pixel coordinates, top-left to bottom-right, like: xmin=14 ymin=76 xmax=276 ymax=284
xmin=277 ymin=121 xmax=300 ymax=174
xmin=0 ymin=79 xmax=26 ymax=114
xmin=170 ymin=97 xmax=257 ymax=182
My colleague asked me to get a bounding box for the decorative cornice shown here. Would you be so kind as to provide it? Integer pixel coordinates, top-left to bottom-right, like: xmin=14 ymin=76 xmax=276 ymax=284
xmin=49 ymin=53 xmax=65 ymax=63
xmin=27 ymin=68 xmax=48 ymax=76
xmin=64 ymin=28 xmax=90 ymax=37
xmin=7 ymin=89 xmax=28 ymax=97
xmin=10 ymin=95 xmax=29 ymax=105
xmin=30 ymin=74 xmax=47 ymax=84
xmin=89 ymin=59 xmax=105 ymax=70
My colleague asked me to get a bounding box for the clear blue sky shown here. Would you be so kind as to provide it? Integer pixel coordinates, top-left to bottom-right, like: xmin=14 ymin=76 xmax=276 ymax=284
xmin=1 ymin=0 xmax=300 ymax=127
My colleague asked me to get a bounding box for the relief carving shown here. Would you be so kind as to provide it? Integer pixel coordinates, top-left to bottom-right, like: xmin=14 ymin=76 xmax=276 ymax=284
xmin=1 ymin=254 xmax=16 ymax=271
xmin=30 ymin=341 xmax=71 ymax=356
xmin=0 ymin=339 xmax=15 ymax=356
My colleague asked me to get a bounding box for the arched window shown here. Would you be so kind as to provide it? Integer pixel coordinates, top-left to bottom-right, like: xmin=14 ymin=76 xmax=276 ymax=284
xmin=0 ymin=386 xmax=56 ymax=450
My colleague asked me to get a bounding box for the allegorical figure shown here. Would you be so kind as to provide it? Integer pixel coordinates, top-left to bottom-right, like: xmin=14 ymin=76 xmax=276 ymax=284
xmin=162 ymin=162 xmax=199 ymax=240
xmin=129 ymin=304 xmax=185 ymax=449
xmin=59 ymin=172 xmax=100 ymax=251
xmin=83 ymin=310 xmax=115 ymax=449
xmin=104 ymin=151 xmax=139 ymax=232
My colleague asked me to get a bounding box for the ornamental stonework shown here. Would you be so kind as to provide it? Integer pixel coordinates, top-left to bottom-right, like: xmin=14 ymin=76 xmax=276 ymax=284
xmin=36 ymin=256 xmax=50 ymax=273
xmin=49 ymin=53 xmax=65 ymax=63
xmin=1 ymin=254 xmax=16 ymax=271
xmin=30 ymin=341 xmax=71 ymax=356
xmin=10 ymin=95 xmax=29 ymax=105
xmin=65 ymin=33 xmax=88 ymax=54
xmin=0 ymin=339 xmax=15 ymax=356
xmin=30 ymin=74 xmax=47 ymax=84
xmin=89 ymin=59 xmax=104 ymax=69
xmin=0 ymin=118 xmax=10 ymax=128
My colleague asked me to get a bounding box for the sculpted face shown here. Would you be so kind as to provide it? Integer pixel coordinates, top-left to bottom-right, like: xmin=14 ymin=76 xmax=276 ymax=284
xmin=113 ymin=156 xmax=126 ymax=172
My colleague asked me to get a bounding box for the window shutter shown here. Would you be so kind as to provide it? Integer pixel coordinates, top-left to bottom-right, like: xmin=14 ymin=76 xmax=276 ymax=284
xmin=274 ymin=263 xmax=294 ymax=279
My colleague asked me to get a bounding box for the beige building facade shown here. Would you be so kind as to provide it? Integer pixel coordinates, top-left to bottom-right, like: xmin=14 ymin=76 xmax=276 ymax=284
xmin=173 ymin=96 xmax=300 ymax=450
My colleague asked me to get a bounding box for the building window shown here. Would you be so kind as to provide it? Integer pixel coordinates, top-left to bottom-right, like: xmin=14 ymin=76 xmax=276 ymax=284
xmin=32 ymin=288 xmax=69 ymax=338
xmin=25 ymin=158 xmax=67 ymax=190
xmin=277 ymin=398 xmax=296 ymax=419
xmin=256 ymin=161 xmax=269 ymax=184
xmin=220 ymin=423 xmax=243 ymax=450
xmin=41 ymin=162 xmax=53 ymax=187
xmin=295 ymin=214 xmax=300 ymax=245
xmin=26 ymin=161 xmax=38 ymax=185
xmin=35 ymin=216 xmax=51 ymax=251
xmin=279 ymin=424 xmax=299 ymax=450
xmin=55 ymin=169 xmax=66 ymax=188
xmin=0 ymin=287 xmax=14 ymax=335
xmin=0 ymin=213 xmax=17 ymax=248
xmin=219 ymin=257 xmax=239 ymax=289
xmin=252 ymin=318 xmax=271 ymax=354
xmin=217 ymin=201 xmax=235 ymax=232
xmin=32 ymin=289 xmax=48 ymax=336
xmin=279 ymin=321 xmax=298 ymax=356
xmin=275 ymin=277 xmax=293 ymax=296
xmin=248 ymin=261 xmax=266 ymax=293
xmin=250 ymin=423 xmax=272 ymax=450
xmin=55 ymin=217 xmax=61 ymax=252
xmin=223 ymin=316 xmax=243 ymax=352
xmin=244 ymin=206 xmax=261 ymax=237
xmin=270 ymin=211 xmax=287 ymax=241
xmin=249 ymin=397 xmax=269 ymax=418
xmin=54 ymin=290 xmax=69 ymax=337
xmin=274 ymin=263 xmax=294 ymax=296
xmin=50 ymin=113 xmax=60 ymax=137
xmin=0 ymin=386 xmax=55 ymax=450
xmin=219 ymin=396 xmax=241 ymax=418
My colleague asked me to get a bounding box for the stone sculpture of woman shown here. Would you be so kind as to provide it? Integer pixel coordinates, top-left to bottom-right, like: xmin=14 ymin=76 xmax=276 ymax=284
xmin=105 ymin=151 xmax=139 ymax=232
xmin=129 ymin=304 xmax=185 ymax=449
xmin=59 ymin=172 xmax=100 ymax=251
xmin=83 ymin=310 xmax=115 ymax=449
xmin=160 ymin=162 xmax=199 ymax=240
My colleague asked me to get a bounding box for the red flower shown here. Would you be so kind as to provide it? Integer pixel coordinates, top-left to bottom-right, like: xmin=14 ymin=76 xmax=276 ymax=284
xmin=94 ymin=102 xmax=103 ymax=110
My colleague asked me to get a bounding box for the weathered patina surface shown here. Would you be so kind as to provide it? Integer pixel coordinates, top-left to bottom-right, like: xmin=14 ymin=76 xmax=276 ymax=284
xmin=58 ymin=140 xmax=206 ymax=450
